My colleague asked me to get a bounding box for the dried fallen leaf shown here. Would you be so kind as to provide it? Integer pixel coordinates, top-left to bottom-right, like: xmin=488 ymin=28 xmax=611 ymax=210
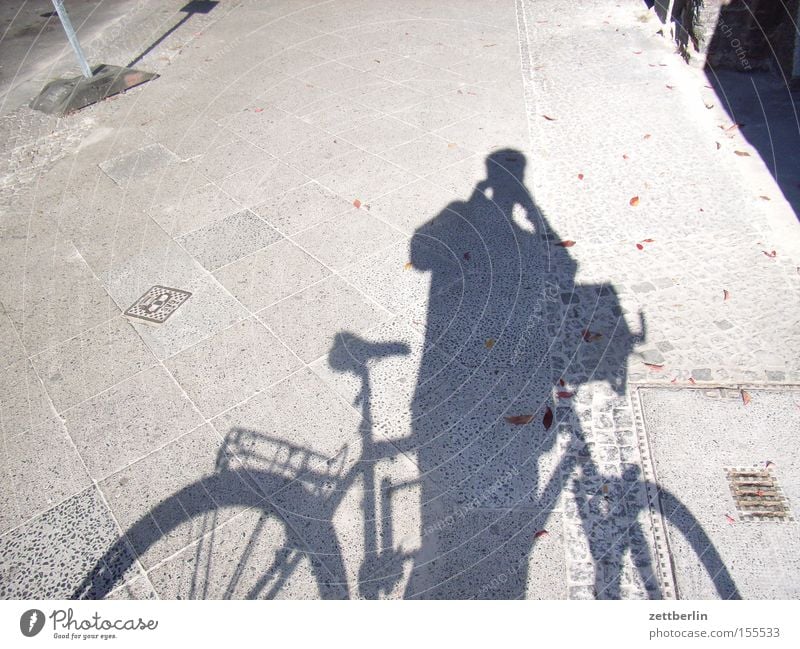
xmin=724 ymin=123 xmax=744 ymax=132
xmin=766 ymin=460 xmax=775 ymax=469
xmin=353 ymin=198 xmax=362 ymax=208
xmin=556 ymin=391 xmax=574 ymax=399
xmin=715 ymin=141 xmax=721 ymax=150
xmin=542 ymin=406 xmax=554 ymax=430
xmin=534 ymin=529 xmax=549 ymax=539
xmin=485 ymin=338 xmax=496 ymax=349
xmin=723 ymin=289 xmax=730 ymax=301
xmin=759 ymin=195 xmax=770 ymax=201
xmin=665 ymin=84 xmax=674 ymax=90
xmin=582 ymin=329 xmax=603 ymax=342
xmin=741 ymin=389 xmax=751 ymax=406
xmin=577 ymin=173 xmax=584 ymax=180
xmin=688 ymin=377 xmax=696 ymax=385
xmin=541 ymin=114 xmax=557 ymax=121
xmin=403 ymin=262 xmax=413 ymax=271
xmin=644 ymin=362 xmax=664 ymax=371
xmin=555 ymin=240 xmax=576 ymax=247
xmin=763 ymin=250 xmax=777 ymax=258
xmin=629 ymin=196 xmax=640 ymax=206
xmin=734 ymin=150 xmax=751 ymax=157
xmin=505 ymin=415 xmax=534 ymax=425
xmin=643 ymin=134 xmax=651 ymax=140
xmin=622 ymin=153 xmax=629 ymax=160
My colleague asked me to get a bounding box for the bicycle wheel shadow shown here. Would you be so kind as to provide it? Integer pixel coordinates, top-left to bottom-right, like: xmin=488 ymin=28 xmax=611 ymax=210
xmin=74 ymin=149 xmax=740 ymax=600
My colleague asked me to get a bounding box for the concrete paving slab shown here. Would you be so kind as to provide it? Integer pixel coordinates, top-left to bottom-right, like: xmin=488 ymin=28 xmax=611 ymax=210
xmin=99 ymin=143 xmax=179 ymax=186
xmin=0 ymin=416 xmax=92 ymax=533
xmin=293 ymin=209 xmax=403 ymax=271
xmin=0 ymin=359 xmax=54 ymax=440
xmin=638 ymin=386 xmax=800 ymax=598
xmin=30 ymin=316 xmax=155 ymax=413
xmin=253 ymin=181 xmax=354 ymax=236
xmin=259 ymin=275 xmax=390 ymax=363
xmin=177 ymin=209 xmax=283 ymax=272
xmin=63 ymin=365 xmax=204 ymax=481
xmin=165 ymin=317 xmax=302 ymax=419
xmin=213 ymin=238 xmax=330 ymax=312
xmin=0 ymin=486 xmax=140 ymax=599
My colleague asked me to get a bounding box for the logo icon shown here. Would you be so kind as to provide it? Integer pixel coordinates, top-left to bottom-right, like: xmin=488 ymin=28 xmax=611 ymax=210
xmin=20 ymin=609 xmax=45 ymax=637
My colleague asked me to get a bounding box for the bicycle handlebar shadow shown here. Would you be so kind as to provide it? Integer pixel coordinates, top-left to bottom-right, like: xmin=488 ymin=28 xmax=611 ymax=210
xmin=73 ymin=148 xmax=739 ymax=600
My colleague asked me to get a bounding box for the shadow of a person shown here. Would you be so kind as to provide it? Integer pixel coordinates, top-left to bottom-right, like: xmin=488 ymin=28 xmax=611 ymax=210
xmin=398 ymin=149 xmax=644 ymax=598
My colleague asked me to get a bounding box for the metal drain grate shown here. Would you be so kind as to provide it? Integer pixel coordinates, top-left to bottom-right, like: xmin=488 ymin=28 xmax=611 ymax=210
xmin=725 ymin=467 xmax=793 ymax=522
xmin=124 ymin=285 xmax=191 ymax=325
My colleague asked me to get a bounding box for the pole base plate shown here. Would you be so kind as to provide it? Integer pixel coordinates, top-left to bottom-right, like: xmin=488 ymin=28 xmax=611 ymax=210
xmin=30 ymin=64 xmax=158 ymax=116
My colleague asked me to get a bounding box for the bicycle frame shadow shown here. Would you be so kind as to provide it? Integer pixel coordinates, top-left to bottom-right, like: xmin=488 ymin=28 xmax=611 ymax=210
xmin=74 ymin=149 xmax=740 ymax=600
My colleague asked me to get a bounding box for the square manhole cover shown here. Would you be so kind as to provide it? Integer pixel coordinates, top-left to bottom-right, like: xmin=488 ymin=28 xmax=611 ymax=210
xmin=124 ymin=285 xmax=191 ymax=325
xmin=636 ymin=386 xmax=800 ymax=598
xmin=725 ymin=467 xmax=792 ymax=522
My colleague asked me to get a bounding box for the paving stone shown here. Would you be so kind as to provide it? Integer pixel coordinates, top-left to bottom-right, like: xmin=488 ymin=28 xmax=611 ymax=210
xmin=259 ymin=276 xmax=389 ymax=363
xmin=177 ymin=209 xmax=283 ymax=272
xmin=165 ymin=317 xmax=302 ymax=418
xmin=0 ymin=417 xmax=92 ymax=533
xmin=316 ymin=150 xmax=417 ymax=203
xmin=214 ymin=238 xmax=330 ymax=312
xmin=99 ymin=143 xmax=180 ymax=185
xmin=0 ymin=359 xmax=55 ymax=440
xmin=253 ymin=181 xmax=354 ymax=236
xmin=293 ymin=209 xmax=403 ymax=270
xmin=63 ymin=365 xmax=204 ymax=481
xmin=0 ymin=486 xmax=139 ymax=599
xmin=31 ymin=316 xmax=155 ymax=413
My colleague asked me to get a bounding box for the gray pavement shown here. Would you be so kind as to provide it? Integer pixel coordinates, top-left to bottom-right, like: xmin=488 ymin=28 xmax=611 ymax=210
xmin=0 ymin=0 xmax=798 ymax=599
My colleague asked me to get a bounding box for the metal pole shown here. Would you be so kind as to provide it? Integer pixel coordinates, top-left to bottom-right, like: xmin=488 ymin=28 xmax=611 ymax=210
xmin=52 ymin=0 xmax=92 ymax=78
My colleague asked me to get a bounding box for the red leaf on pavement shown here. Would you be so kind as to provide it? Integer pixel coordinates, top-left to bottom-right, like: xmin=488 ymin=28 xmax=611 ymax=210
xmin=555 ymin=240 xmax=576 ymax=247
xmin=688 ymin=377 xmax=696 ymax=385
xmin=723 ymin=289 xmax=730 ymax=301
xmin=644 ymin=362 xmax=664 ymax=371
xmin=763 ymin=250 xmax=777 ymax=258
xmin=578 ymin=173 xmax=584 ymax=180
xmin=534 ymin=529 xmax=549 ymax=539
xmin=543 ymin=407 xmax=554 ymax=430
xmin=741 ymin=389 xmax=751 ymax=406
xmin=353 ymin=198 xmax=361 ymax=208
xmin=254 ymin=107 xmax=264 ymax=113
xmin=622 ymin=154 xmax=629 ymax=160
xmin=629 ymin=196 xmax=640 ymax=206
xmin=556 ymin=391 xmax=574 ymax=399
xmin=559 ymin=378 xmax=566 ymax=387
xmin=505 ymin=415 xmax=533 ymax=425
xmin=642 ymin=238 xmax=655 ymax=243
xmin=725 ymin=513 xmax=736 ymax=524
xmin=582 ymin=329 xmax=603 ymax=342
xmin=636 ymin=243 xmax=644 ymax=250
